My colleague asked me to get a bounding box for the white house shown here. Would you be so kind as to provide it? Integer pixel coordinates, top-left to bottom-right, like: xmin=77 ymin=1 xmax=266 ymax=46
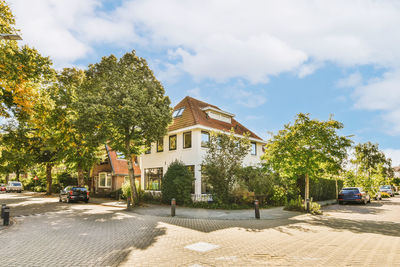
xmin=140 ymin=96 xmax=266 ymax=199
xmin=394 ymin=166 xmax=400 ymax=178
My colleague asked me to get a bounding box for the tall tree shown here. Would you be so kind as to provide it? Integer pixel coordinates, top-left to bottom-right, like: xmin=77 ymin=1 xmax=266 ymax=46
xmin=80 ymin=51 xmax=171 ymax=205
xmin=50 ymin=68 xmax=103 ymax=187
xmin=262 ymin=113 xmax=352 ymax=210
xmin=0 ymin=0 xmax=53 ymax=118
xmin=201 ymin=130 xmax=251 ymax=204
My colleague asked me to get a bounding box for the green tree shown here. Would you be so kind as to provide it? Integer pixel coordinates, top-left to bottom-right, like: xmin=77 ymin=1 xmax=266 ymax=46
xmin=201 ymin=130 xmax=251 ymax=204
xmin=0 ymin=0 xmax=53 ymax=118
xmin=262 ymin=113 xmax=352 ymax=209
xmin=350 ymin=142 xmax=393 ymax=190
xmin=80 ymin=51 xmax=171 ymax=205
xmin=161 ymin=160 xmax=194 ymax=205
xmin=50 ymin=68 xmax=103 ymax=186
xmin=0 ymin=120 xmax=33 ymax=180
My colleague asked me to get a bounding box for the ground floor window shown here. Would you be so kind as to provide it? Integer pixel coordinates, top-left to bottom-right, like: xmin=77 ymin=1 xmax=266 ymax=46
xmin=99 ymin=172 xmax=112 ymax=188
xmin=144 ymin=168 xmax=163 ymax=191
xmin=200 ymin=170 xmax=212 ymax=194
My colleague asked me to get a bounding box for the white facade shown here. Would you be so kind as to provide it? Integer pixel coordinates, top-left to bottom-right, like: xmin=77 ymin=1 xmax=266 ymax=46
xmin=140 ymin=125 xmax=265 ymax=195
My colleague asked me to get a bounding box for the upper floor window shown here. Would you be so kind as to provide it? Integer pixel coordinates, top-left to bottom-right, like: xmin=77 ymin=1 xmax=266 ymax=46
xmin=201 ymin=131 xmax=210 ymax=148
xmin=157 ymin=137 xmax=164 ymax=152
xmin=183 ymin=131 xmax=192 ymax=149
xmin=251 ymin=142 xmax=257 ymax=155
xmin=172 ymin=107 xmax=185 ymax=118
xmin=169 ymin=135 xmax=177 ymax=150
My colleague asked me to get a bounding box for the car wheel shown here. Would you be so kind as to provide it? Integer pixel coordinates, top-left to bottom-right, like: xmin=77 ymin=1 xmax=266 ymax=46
xmin=67 ymin=197 xmax=70 ymax=203
xmin=59 ymin=197 xmax=62 ymax=202
xmin=339 ymin=201 xmax=344 ymax=205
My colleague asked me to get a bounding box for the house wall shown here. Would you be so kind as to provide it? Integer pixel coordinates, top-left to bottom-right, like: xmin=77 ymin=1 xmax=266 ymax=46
xmin=140 ymin=126 xmax=264 ymax=195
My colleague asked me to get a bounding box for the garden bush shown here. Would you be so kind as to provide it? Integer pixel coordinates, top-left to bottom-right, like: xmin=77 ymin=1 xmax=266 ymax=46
xmin=381 ymin=192 xmax=390 ymax=198
xmin=284 ymin=195 xmax=322 ymax=215
xmin=57 ymin=172 xmax=77 ymax=187
xmin=161 ymin=160 xmax=194 ymax=205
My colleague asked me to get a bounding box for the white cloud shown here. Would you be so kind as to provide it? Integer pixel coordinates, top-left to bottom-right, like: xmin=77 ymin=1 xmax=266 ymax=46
xmin=353 ymin=70 xmax=400 ymax=134
xmin=336 ymin=72 xmax=363 ymax=88
xmin=383 ymin=148 xmax=400 ymax=166
xmin=8 ymin=0 xmax=400 ymax=82
xmin=233 ymin=89 xmax=267 ymax=108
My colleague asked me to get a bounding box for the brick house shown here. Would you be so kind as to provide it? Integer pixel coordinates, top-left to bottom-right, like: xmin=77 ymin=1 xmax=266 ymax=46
xmin=91 ymin=145 xmax=141 ymax=197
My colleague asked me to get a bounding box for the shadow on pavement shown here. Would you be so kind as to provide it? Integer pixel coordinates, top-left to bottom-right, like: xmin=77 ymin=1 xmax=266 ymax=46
xmin=306 ymin=216 xmax=400 ymax=237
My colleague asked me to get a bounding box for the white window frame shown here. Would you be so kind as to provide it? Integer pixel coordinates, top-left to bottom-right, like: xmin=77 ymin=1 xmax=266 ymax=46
xmin=251 ymin=142 xmax=257 ymax=155
xmin=98 ymin=172 xmax=112 ymax=188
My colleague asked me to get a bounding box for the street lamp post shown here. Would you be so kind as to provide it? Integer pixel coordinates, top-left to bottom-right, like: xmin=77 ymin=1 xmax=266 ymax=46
xmin=0 ymin=34 xmax=22 ymax=40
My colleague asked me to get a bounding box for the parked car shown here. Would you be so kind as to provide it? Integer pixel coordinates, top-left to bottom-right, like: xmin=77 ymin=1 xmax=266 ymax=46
xmin=59 ymin=186 xmax=89 ymax=203
xmin=338 ymin=187 xmax=371 ymax=205
xmin=0 ymin=184 xmax=6 ymax=192
xmin=6 ymin=181 xmax=23 ymax=193
xmin=379 ymin=185 xmax=395 ymax=197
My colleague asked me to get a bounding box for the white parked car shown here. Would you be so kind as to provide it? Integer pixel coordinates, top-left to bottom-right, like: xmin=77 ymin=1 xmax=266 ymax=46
xmin=6 ymin=181 xmax=23 ymax=193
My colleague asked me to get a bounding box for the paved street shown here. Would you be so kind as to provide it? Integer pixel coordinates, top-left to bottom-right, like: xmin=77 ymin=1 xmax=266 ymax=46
xmin=1 ymin=192 xmax=400 ymax=266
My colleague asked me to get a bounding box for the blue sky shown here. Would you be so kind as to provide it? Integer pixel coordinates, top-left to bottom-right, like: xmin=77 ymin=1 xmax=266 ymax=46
xmin=8 ymin=0 xmax=400 ymax=165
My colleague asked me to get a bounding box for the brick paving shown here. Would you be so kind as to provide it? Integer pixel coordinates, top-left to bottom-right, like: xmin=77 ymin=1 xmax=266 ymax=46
xmin=1 ymin=192 xmax=400 ymax=266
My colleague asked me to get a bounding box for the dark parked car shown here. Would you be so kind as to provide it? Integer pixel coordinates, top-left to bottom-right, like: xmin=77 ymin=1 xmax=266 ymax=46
xmin=338 ymin=187 xmax=371 ymax=205
xmin=59 ymin=186 xmax=89 ymax=203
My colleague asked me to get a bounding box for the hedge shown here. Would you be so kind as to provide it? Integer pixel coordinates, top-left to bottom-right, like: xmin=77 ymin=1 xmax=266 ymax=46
xmin=297 ymin=176 xmax=343 ymax=201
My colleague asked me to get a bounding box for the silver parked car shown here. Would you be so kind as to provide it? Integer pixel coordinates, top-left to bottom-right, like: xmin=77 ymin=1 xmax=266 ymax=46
xmin=6 ymin=181 xmax=23 ymax=193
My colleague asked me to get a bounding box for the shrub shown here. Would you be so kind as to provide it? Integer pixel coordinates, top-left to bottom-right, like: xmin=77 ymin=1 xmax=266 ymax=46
xmin=161 ymin=160 xmax=194 ymax=205
xmin=284 ymin=195 xmax=322 ymax=215
xmin=51 ymin=183 xmax=61 ymax=193
xmin=57 ymin=172 xmax=77 ymax=187
xmin=381 ymin=192 xmax=390 ymax=198
xmin=121 ymin=182 xmax=131 ymax=199
xmin=33 ymin=185 xmax=46 ymax=192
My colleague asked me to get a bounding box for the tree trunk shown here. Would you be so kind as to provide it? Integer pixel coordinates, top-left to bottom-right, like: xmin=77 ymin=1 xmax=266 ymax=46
xmin=305 ymin=173 xmax=310 ymax=210
xmin=46 ymin=163 xmax=53 ymax=195
xmin=335 ymin=176 xmax=338 ymax=201
xmin=16 ymin=169 xmax=20 ymax=181
xmin=5 ymin=174 xmax=9 ymax=184
xmin=125 ymin=144 xmax=138 ymax=207
xmin=77 ymin=165 xmax=85 ymax=187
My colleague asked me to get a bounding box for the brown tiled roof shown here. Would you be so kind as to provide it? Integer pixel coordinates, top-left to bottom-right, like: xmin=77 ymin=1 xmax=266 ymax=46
xmin=393 ymin=166 xmax=400 ymax=172
xmin=168 ymin=96 xmax=263 ymax=141
xmin=106 ymin=145 xmax=141 ymax=176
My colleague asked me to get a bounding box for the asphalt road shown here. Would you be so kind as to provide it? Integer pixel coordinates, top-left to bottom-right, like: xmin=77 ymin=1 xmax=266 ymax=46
xmin=1 ymin=192 xmax=400 ymax=266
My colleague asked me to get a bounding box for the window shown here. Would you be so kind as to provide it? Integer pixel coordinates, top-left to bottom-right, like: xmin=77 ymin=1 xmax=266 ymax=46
xmin=99 ymin=172 xmax=111 ymax=188
xmin=251 ymin=142 xmax=257 ymax=155
xmin=201 ymin=131 xmax=210 ymax=148
xmin=172 ymin=107 xmax=185 ymax=118
xmin=116 ymin=151 xmax=125 ymax=159
xmin=201 ymin=171 xmax=212 ymax=194
xmin=183 ymin=131 xmax=192 ymax=148
xmin=169 ymin=135 xmax=177 ymax=150
xmin=157 ymin=137 xmax=164 ymax=152
xmin=144 ymin=168 xmax=163 ymax=191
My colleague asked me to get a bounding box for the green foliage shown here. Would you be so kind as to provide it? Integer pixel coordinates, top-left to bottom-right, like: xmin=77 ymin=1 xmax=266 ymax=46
xmin=190 ymin=201 xmax=251 ymax=210
xmin=0 ymin=0 xmax=54 ymax=118
xmin=57 ymin=172 xmax=77 ymax=187
xmin=202 ymin=130 xmax=251 ymax=204
xmin=121 ymin=181 xmax=132 ymax=199
xmin=297 ymin=176 xmax=343 ymax=201
xmin=284 ymin=195 xmax=322 ymax=215
xmin=346 ymin=142 xmax=394 ymax=191
xmin=381 ymin=192 xmax=390 ymax=198
xmin=79 ymin=50 xmax=172 ymax=204
xmin=161 ymin=160 xmax=194 ymax=205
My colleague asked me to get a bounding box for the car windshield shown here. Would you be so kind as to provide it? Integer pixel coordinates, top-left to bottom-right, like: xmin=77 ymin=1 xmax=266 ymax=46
xmin=380 ymin=185 xmax=391 ymax=189
xmin=12 ymin=182 xmax=21 ymax=186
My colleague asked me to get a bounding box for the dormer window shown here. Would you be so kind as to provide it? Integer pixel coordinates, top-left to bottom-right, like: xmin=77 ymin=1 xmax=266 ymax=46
xmin=172 ymin=107 xmax=185 ymax=118
xmin=201 ymin=106 xmax=234 ymax=124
